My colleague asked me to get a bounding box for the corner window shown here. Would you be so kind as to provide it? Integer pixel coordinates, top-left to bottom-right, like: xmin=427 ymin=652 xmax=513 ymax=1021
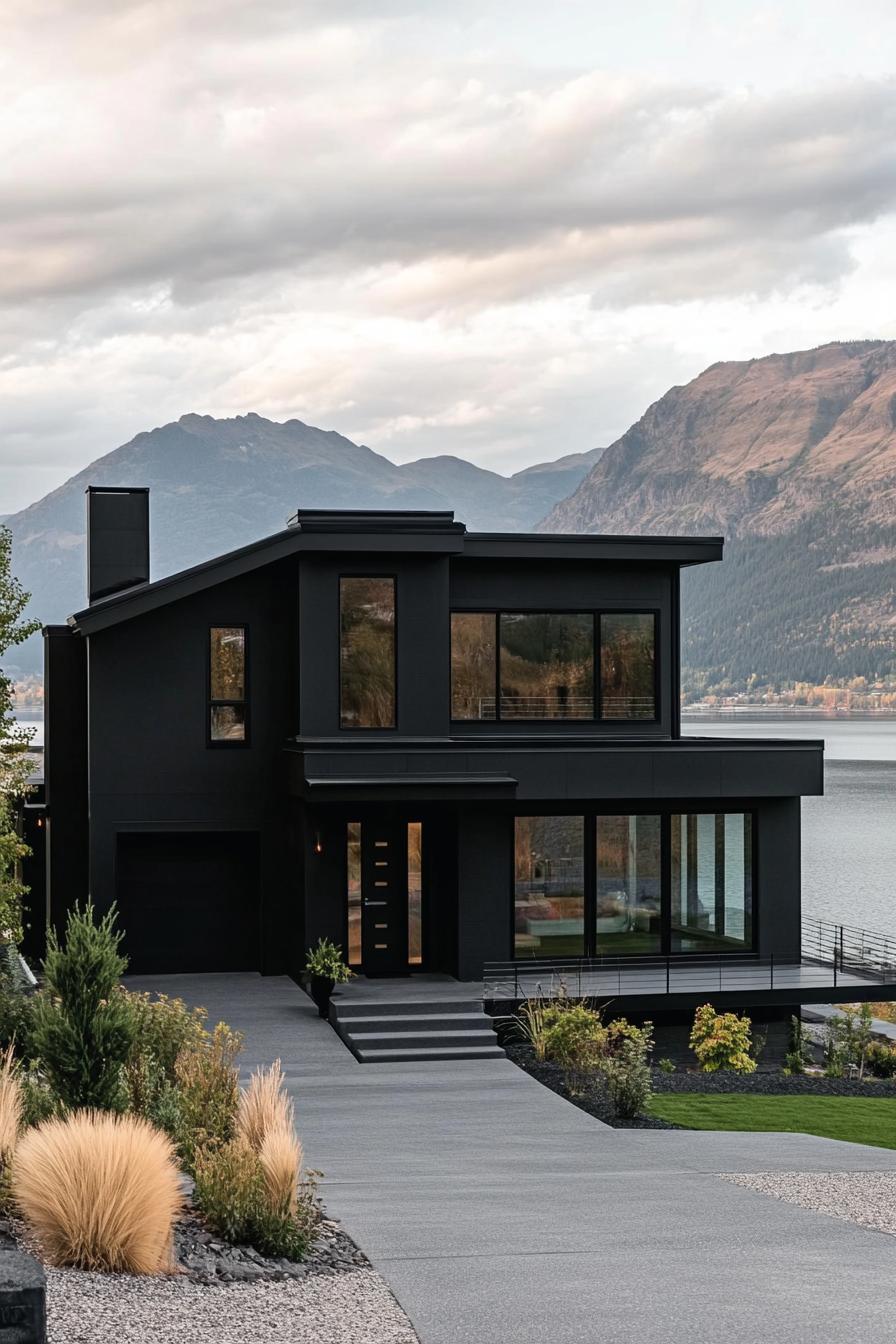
xmin=599 ymin=613 xmax=656 ymax=719
xmin=671 ymin=813 xmax=753 ymax=952
xmin=514 ymin=816 xmax=585 ymax=956
xmin=451 ymin=613 xmax=497 ymax=720
xmin=340 ymin=577 xmax=396 ymax=728
xmin=209 ymin=626 xmax=247 ymax=744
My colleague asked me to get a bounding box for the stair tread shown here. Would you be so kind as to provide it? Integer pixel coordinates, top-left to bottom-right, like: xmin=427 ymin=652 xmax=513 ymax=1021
xmin=338 ymin=1013 xmax=489 ymax=1026
xmin=346 ymin=1029 xmax=497 ymax=1042
xmin=356 ymin=1045 xmax=506 ymax=1060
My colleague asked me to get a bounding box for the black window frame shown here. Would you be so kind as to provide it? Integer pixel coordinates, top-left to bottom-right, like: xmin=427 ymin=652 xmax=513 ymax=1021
xmin=449 ymin=608 xmax=660 ymax=724
xmin=338 ymin=573 xmax=398 ymax=732
xmin=511 ymin=809 xmax=757 ymax=960
xmin=207 ymin=624 xmax=250 ymax=748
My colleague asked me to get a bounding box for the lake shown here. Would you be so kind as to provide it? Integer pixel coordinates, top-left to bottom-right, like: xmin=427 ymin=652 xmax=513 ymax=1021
xmin=684 ymin=720 xmax=896 ymax=934
xmin=12 ymin=713 xmax=896 ymax=935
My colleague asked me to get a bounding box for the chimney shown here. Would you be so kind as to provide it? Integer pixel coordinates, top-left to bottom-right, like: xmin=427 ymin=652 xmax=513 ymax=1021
xmin=86 ymin=487 xmax=150 ymax=603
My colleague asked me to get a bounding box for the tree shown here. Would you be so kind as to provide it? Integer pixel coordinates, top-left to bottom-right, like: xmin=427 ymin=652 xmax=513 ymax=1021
xmin=0 ymin=526 xmax=41 ymax=944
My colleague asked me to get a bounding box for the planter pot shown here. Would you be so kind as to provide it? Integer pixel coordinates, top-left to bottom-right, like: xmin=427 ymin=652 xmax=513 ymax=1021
xmin=309 ymin=975 xmax=336 ymax=1018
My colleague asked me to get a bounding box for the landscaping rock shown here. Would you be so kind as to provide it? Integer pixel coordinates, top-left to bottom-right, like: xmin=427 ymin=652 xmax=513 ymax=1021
xmin=172 ymin=1207 xmax=369 ymax=1285
xmin=0 ymin=1241 xmax=46 ymax=1343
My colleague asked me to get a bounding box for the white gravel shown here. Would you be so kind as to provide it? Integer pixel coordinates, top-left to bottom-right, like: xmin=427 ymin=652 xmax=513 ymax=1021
xmin=45 ymin=1265 xmax=419 ymax=1344
xmin=721 ymin=1170 xmax=896 ymax=1237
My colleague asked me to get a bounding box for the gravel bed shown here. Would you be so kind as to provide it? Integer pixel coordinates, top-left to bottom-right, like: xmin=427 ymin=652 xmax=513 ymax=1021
xmin=720 ymin=1171 xmax=896 ymax=1238
xmin=43 ymin=1265 xmax=419 ymax=1344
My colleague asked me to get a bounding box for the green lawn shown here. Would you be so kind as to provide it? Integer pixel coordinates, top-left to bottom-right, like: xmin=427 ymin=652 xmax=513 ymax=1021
xmin=648 ymin=1094 xmax=896 ymax=1151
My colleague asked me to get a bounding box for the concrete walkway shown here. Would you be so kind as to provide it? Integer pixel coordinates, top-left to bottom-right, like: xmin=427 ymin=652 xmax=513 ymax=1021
xmin=127 ymin=973 xmax=896 ymax=1344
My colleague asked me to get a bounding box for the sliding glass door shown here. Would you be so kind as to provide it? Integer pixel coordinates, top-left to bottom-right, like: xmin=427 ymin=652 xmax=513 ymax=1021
xmin=514 ymin=812 xmax=754 ymax=959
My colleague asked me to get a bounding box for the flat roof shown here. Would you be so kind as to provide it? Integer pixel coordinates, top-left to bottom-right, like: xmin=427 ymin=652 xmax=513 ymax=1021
xmin=66 ymin=508 xmax=724 ymax=633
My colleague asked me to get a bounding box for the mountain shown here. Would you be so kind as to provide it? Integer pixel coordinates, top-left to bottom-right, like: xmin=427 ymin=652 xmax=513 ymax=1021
xmin=542 ymin=341 xmax=896 ymax=693
xmin=5 ymin=413 xmax=604 ymax=673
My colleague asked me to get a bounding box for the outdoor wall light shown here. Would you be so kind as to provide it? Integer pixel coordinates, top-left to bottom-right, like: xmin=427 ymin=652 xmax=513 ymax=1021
xmin=313 ymin=832 xmax=323 ymax=855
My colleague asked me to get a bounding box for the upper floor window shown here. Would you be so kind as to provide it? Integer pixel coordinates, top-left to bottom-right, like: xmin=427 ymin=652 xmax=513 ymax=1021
xmin=340 ymin=577 xmax=396 ymax=728
xmin=209 ymin=626 xmax=247 ymax=744
xmin=451 ymin=610 xmax=657 ymax=722
xmin=600 ymin=613 xmax=656 ymax=720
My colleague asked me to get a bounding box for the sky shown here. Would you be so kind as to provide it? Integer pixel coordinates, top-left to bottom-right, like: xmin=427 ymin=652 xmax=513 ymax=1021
xmin=2 ymin=0 xmax=896 ymax=513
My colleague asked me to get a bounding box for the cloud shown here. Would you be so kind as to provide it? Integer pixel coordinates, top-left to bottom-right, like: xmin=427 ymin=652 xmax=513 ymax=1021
xmin=1 ymin=2 xmax=896 ymax=511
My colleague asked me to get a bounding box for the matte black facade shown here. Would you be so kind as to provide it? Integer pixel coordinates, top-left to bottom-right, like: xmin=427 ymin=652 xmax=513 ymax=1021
xmin=34 ymin=502 xmax=823 ymax=992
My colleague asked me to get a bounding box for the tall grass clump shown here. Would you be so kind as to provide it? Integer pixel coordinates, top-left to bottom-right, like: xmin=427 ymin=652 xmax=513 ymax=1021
xmin=13 ymin=1111 xmax=181 ymax=1274
xmin=194 ymin=1060 xmax=315 ymax=1260
xmin=236 ymin=1059 xmax=293 ymax=1152
xmin=0 ymin=1045 xmax=22 ymax=1209
xmin=31 ymin=903 xmax=136 ymax=1110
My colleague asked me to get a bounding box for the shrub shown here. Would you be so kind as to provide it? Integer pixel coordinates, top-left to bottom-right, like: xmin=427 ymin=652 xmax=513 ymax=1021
xmin=0 ymin=1045 xmax=21 ymax=1210
xmin=123 ymin=992 xmax=209 ymax=1127
xmin=13 ymin=1111 xmax=181 ymax=1274
xmin=0 ymin=977 xmax=35 ymax=1061
xmin=604 ymin=1020 xmax=654 ymax=1119
xmin=173 ymin=1022 xmax=242 ymax=1174
xmin=31 ymin=903 xmax=136 ymax=1111
xmin=237 ymin=1060 xmax=293 ymax=1152
xmin=865 ymin=1041 xmax=896 ymax=1079
xmin=690 ymin=1004 xmax=756 ymax=1074
xmin=783 ymin=1015 xmax=814 ymax=1075
xmin=543 ymin=1004 xmax=607 ymax=1095
xmin=657 ymin=1057 xmax=675 ymax=1074
xmin=193 ymin=1139 xmax=317 ymax=1261
xmin=304 ymin=939 xmax=353 ymax=984
xmin=823 ymin=1006 xmax=874 ymax=1078
xmin=19 ymin=1066 xmax=57 ymax=1130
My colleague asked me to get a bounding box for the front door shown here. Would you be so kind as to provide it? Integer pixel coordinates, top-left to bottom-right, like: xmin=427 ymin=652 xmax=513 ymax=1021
xmin=358 ymin=818 xmax=416 ymax=976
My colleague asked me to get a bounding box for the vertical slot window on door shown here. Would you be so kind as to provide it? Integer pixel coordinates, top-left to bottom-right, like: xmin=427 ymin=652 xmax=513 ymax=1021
xmin=408 ymin=821 xmax=422 ymax=965
xmin=347 ymin=822 xmax=362 ymax=965
xmin=209 ymin=626 xmax=248 ymax=743
xmin=340 ymin=577 xmax=396 ymax=728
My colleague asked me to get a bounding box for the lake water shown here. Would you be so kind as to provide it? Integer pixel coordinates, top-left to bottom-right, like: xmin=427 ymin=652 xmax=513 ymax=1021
xmin=12 ymin=713 xmax=896 ymax=935
xmin=684 ymin=720 xmax=896 ymax=934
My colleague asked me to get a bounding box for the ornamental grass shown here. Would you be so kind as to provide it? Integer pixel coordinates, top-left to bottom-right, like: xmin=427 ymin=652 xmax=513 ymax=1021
xmin=13 ymin=1110 xmax=182 ymax=1274
xmin=236 ymin=1059 xmax=294 ymax=1152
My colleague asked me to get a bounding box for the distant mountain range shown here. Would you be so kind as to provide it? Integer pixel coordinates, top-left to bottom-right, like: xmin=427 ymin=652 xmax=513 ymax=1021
xmin=4 ymin=414 xmax=603 ymax=673
xmin=7 ymin=340 xmax=896 ymax=691
xmin=543 ymin=340 xmax=896 ymax=693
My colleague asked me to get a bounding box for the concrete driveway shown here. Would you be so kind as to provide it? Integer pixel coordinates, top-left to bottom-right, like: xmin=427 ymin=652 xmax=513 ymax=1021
xmin=126 ymin=973 xmax=896 ymax=1344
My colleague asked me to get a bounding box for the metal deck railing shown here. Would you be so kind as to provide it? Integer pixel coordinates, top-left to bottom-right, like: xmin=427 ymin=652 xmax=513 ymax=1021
xmin=482 ymin=916 xmax=896 ymax=1001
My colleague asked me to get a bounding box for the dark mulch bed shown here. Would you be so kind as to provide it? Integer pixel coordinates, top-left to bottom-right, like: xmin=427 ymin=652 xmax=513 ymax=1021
xmin=504 ymin=1042 xmax=676 ymax=1129
xmin=505 ymin=1041 xmax=896 ymax=1130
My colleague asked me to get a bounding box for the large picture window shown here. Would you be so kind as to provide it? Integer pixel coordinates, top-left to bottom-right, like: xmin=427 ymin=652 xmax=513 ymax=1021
xmin=340 ymin=577 xmax=396 ymax=728
xmin=600 ymin=613 xmax=656 ymax=719
xmin=450 ymin=610 xmax=657 ymax=722
xmin=500 ymin=614 xmax=593 ymax=720
xmin=514 ymin=816 xmax=585 ymax=956
xmin=513 ymin=812 xmax=754 ymax=959
xmin=209 ymin=626 xmax=247 ymax=744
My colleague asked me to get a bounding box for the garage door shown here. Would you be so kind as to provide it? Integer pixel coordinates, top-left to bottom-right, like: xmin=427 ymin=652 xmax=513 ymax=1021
xmin=115 ymin=831 xmax=260 ymax=974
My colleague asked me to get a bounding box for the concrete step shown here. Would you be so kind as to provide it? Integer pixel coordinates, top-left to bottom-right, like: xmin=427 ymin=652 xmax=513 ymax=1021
xmin=348 ymin=1028 xmax=499 ymax=1049
xmin=333 ymin=998 xmax=483 ymax=1018
xmin=336 ymin=1012 xmax=489 ymax=1034
xmin=353 ymin=1044 xmax=507 ymax=1063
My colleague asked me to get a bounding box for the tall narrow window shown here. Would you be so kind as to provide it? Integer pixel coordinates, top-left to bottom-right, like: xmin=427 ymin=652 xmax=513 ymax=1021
xmin=596 ymin=815 xmax=662 ymax=954
xmin=670 ymin=813 xmax=752 ymax=952
xmin=347 ymin=822 xmax=362 ymax=965
xmin=451 ymin=613 xmax=497 ymax=720
xmin=340 ymin=577 xmax=396 ymax=728
xmin=407 ymin=821 xmax=423 ymax=966
xmin=500 ymin=614 xmax=593 ymax=719
xmin=514 ymin=816 xmax=585 ymax=956
xmin=209 ymin=626 xmax=247 ymax=743
xmin=600 ymin=613 xmax=656 ymax=719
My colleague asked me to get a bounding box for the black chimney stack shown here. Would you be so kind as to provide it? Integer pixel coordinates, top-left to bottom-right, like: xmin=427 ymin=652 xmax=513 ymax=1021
xmin=86 ymin=487 xmax=150 ymax=604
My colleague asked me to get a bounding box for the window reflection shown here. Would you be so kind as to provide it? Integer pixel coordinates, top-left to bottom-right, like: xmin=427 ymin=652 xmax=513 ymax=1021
xmin=670 ymin=813 xmax=752 ymax=952
xmin=500 ymin=614 xmax=593 ymax=720
xmin=209 ymin=626 xmax=247 ymax=743
xmin=347 ymin=822 xmax=362 ymax=965
xmin=596 ymin=815 xmax=661 ymax=954
xmin=408 ymin=821 xmax=422 ymax=965
xmin=514 ymin=816 xmax=585 ymax=956
xmin=450 ymin=613 xmax=497 ymax=720
xmin=340 ymin=577 xmax=396 ymax=728
xmin=600 ymin=614 xmax=656 ymax=719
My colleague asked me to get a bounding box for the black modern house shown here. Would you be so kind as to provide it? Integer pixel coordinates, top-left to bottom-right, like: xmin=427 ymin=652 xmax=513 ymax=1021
xmin=26 ymin=481 xmax=896 ymax=1057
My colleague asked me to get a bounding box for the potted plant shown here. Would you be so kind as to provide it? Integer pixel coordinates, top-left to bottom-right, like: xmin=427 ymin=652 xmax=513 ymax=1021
xmin=304 ymin=938 xmax=353 ymax=1017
